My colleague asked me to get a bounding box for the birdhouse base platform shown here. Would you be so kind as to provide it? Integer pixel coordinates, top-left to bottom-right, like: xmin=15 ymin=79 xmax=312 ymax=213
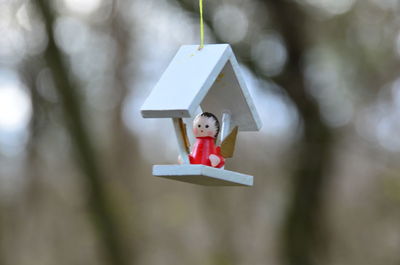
xmin=152 ymin=165 xmax=253 ymax=186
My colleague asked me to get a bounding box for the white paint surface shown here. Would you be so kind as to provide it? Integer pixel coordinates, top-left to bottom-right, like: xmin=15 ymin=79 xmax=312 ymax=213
xmin=220 ymin=111 xmax=231 ymax=142
xmin=153 ymin=164 xmax=253 ymax=186
xmin=171 ymin=118 xmax=189 ymax=164
xmin=141 ymin=44 xmax=262 ymax=131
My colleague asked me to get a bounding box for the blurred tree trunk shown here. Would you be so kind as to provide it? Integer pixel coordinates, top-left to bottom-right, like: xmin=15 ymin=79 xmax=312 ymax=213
xmin=263 ymin=2 xmax=333 ymax=265
xmin=21 ymin=57 xmax=47 ymax=204
xmin=197 ymin=190 xmax=241 ymax=265
xmin=34 ymin=1 xmax=130 ymax=264
xmin=106 ymin=1 xmax=145 ymax=262
xmin=109 ymin=2 xmax=136 ymax=185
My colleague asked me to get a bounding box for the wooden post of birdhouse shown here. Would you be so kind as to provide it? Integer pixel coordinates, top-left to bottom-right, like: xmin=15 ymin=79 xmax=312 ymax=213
xmin=172 ymin=118 xmax=190 ymax=164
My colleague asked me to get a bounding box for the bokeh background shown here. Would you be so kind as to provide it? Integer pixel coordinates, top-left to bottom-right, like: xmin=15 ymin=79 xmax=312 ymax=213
xmin=0 ymin=0 xmax=400 ymax=264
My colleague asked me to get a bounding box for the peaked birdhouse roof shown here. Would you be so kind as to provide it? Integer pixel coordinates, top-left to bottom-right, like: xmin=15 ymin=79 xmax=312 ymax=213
xmin=141 ymin=44 xmax=262 ymax=131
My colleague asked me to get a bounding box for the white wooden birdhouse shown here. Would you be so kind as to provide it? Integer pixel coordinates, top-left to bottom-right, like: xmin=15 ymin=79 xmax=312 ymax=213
xmin=141 ymin=44 xmax=262 ymax=186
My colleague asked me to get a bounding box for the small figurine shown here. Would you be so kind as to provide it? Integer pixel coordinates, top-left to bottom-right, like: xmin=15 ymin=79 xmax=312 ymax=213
xmin=189 ymin=112 xmax=225 ymax=168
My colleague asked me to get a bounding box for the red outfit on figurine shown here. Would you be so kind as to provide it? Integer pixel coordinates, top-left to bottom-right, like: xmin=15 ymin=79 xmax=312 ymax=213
xmin=189 ymin=137 xmax=225 ymax=168
xmin=189 ymin=112 xmax=225 ymax=168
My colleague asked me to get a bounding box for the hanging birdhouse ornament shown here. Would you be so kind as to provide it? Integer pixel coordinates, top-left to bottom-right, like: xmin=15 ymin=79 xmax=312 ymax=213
xmin=141 ymin=44 xmax=262 ymax=186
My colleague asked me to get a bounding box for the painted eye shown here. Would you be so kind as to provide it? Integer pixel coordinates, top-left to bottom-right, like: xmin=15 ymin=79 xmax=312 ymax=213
xmin=198 ymin=125 xmax=201 ymax=128
xmin=205 ymin=125 xmax=209 ymax=128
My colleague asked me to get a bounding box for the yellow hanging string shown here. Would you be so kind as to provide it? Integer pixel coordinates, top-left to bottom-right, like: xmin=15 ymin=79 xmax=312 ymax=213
xmin=199 ymin=0 xmax=204 ymax=49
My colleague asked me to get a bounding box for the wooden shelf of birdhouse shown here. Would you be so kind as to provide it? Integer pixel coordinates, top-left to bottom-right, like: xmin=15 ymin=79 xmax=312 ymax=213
xmin=152 ymin=165 xmax=253 ymax=186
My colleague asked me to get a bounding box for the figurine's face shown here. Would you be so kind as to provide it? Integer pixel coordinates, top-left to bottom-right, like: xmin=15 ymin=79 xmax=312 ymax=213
xmin=193 ymin=115 xmax=218 ymax=138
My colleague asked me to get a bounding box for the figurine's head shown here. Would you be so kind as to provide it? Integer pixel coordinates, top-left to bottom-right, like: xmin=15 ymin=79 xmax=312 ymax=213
xmin=193 ymin=112 xmax=220 ymax=138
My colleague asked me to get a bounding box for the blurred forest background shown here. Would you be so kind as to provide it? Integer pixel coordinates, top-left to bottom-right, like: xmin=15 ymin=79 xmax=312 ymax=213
xmin=0 ymin=0 xmax=400 ymax=264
